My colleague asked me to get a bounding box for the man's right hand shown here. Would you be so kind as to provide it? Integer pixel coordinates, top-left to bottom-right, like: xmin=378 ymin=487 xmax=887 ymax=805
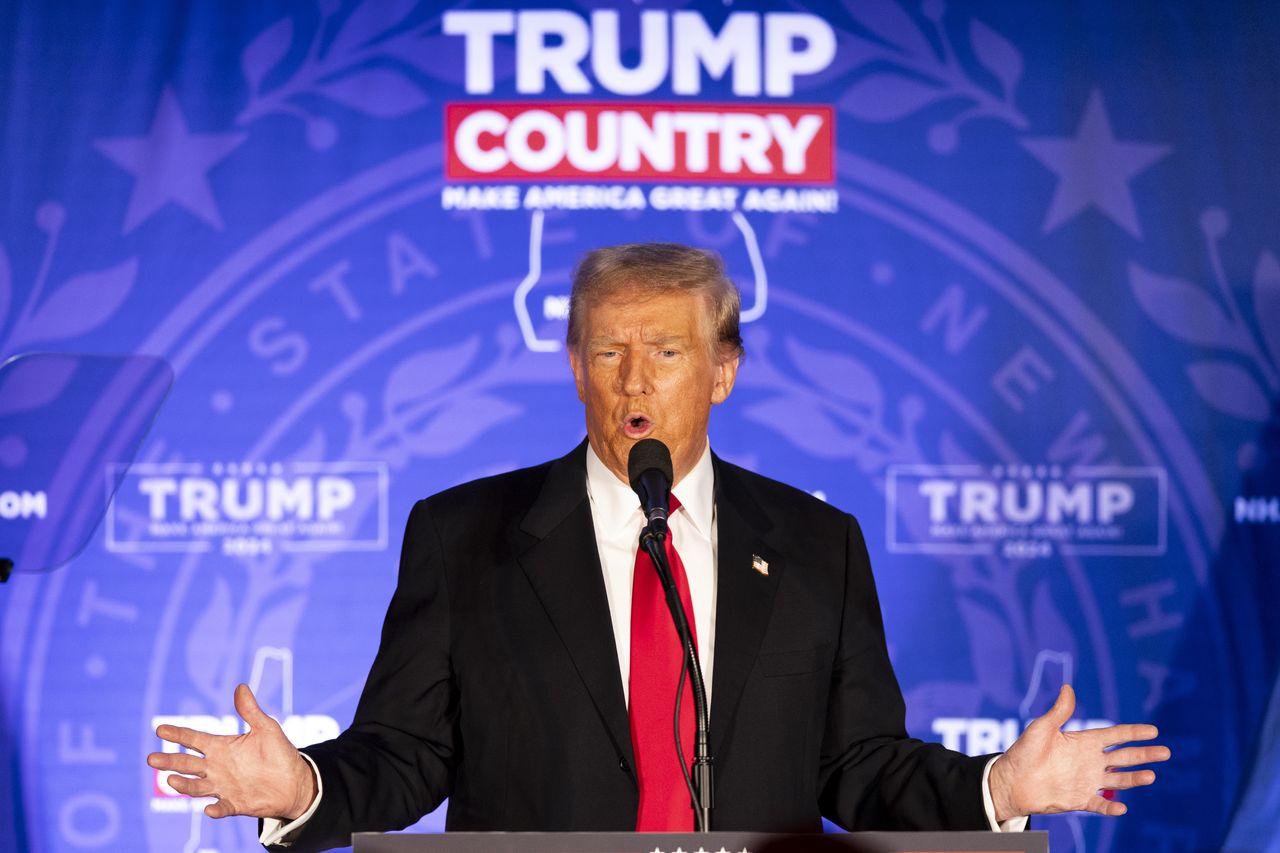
xmin=147 ymin=683 xmax=317 ymax=820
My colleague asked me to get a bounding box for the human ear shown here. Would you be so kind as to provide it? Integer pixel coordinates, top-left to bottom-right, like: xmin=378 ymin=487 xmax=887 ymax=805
xmin=710 ymin=353 xmax=740 ymax=405
xmin=568 ymin=347 xmax=587 ymax=403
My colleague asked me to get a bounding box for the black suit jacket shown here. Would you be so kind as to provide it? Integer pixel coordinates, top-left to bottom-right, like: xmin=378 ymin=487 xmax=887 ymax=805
xmin=278 ymin=443 xmax=992 ymax=851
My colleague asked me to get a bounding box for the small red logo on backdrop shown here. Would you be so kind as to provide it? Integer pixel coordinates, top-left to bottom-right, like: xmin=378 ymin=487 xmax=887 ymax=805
xmin=446 ymin=101 xmax=834 ymax=183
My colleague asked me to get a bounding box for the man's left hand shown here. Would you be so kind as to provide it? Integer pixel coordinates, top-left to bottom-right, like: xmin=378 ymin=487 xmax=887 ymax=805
xmin=988 ymin=684 xmax=1171 ymax=822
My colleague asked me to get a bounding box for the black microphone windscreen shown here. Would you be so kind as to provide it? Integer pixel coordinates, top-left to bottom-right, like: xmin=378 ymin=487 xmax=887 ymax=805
xmin=628 ymin=438 xmax=673 ymax=494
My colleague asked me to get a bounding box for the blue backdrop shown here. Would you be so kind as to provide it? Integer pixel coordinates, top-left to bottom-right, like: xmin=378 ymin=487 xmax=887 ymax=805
xmin=2 ymin=2 xmax=1278 ymax=851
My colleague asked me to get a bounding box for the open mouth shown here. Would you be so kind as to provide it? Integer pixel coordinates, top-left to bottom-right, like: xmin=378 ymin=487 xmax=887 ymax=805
xmin=623 ymin=413 xmax=653 ymax=438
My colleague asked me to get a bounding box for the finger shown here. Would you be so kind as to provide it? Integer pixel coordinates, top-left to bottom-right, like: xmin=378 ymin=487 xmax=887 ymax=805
xmin=155 ymin=724 xmax=212 ymax=754
xmin=1102 ymin=769 xmax=1157 ymax=790
xmin=234 ymin=683 xmax=273 ymax=730
xmin=1100 ymin=724 xmax=1159 ymax=748
xmin=1085 ymin=794 xmax=1128 ymax=816
xmin=205 ymin=800 xmax=236 ymax=819
xmin=1035 ymin=684 xmax=1075 ymax=730
xmin=1103 ymin=745 xmax=1171 ymax=768
xmin=165 ymin=773 xmax=217 ymax=799
xmin=147 ymin=751 xmax=205 ymax=776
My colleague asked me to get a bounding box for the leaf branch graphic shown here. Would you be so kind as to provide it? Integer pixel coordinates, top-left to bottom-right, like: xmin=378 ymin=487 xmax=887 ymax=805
xmin=235 ymin=0 xmax=444 ymax=149
xmin=833 ymin=0 xmax=1028 ymax=153
xmin=739 ymin=332 xmax=924 ymax=470
xmin=0 ymin=202 xmax=138 ymax=359
xmin=341 ymin=325 xmax=562 ymax=465
xmin=1128 ymin=207 xmax=1279 ymax=423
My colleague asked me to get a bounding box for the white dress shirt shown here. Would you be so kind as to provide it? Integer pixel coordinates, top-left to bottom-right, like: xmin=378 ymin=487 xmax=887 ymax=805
xmin=585 ymin=439 xmax=717 ymax=708
xmin=262 ymin=441 xmax=1024 ymax=844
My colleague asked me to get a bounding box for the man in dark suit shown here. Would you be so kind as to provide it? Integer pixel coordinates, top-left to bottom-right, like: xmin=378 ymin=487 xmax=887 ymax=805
xmin=150 ymin=243 xmax=1168 ymax=850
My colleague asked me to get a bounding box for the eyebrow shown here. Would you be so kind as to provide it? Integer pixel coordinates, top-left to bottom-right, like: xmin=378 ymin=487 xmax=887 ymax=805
xmin=586 ymin=334 xmax=690 ymax=348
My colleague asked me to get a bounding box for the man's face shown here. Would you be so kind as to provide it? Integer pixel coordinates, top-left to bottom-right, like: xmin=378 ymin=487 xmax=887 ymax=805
xmin=569 ymin=288 xmax=739 ymax=486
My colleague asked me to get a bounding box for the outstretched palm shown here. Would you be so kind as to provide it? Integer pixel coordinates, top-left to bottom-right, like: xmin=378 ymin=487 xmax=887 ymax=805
xmin=989 ymin=684 xmax=1170 ymax=821
xmin=147 ymin=683 xmax=316 ymax=820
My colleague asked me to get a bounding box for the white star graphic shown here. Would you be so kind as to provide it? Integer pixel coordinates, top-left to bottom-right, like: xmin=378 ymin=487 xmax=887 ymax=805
xmin=1019 ymin=89 xmax=1170 ymax=238
xmin=94 ymin=86 xmax=247 ymax=233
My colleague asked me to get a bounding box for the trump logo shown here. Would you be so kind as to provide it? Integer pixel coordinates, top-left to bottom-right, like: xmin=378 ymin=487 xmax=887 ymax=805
xmin=106 ymin=461 xmax=388 ymax=556
xmin=886 ymin=464 xmax=1167 ymax=558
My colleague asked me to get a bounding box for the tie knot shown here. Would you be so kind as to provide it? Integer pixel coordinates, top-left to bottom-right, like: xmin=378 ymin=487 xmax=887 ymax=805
xmin=668 ymin=492 xmax=682 ymax=513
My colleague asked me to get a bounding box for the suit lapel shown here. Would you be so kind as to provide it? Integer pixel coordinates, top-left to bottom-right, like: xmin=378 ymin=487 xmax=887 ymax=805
xmin=511 ymin=446 xmax=784 ymax=769
xmin=514 ymin=442 xmax=636 ymax=773
xmin=709 ymin=455 xmax=783 ymax=757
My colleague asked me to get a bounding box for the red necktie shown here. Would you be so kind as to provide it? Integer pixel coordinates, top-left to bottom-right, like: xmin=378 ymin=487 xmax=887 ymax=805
xmin=629 ymin=493 xmax=698 ymax=831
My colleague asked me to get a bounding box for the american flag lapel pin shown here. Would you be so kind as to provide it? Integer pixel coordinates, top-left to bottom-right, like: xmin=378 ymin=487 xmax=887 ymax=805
xmin=751 ymin=554 xmax=769 ymax=576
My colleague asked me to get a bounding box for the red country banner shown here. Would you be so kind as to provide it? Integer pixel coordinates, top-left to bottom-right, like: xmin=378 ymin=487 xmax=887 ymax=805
xmin=446 ymin=101 xmax=834 ymax=183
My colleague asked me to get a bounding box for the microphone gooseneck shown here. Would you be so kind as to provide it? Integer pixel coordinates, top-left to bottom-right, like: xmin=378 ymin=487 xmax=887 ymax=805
xmin=626 ymin=439 xmax=714 ymax=831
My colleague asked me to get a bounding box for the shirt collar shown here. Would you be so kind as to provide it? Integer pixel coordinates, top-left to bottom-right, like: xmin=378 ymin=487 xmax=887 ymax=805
xmin=585 ymin=440 xmax=715 ymax=537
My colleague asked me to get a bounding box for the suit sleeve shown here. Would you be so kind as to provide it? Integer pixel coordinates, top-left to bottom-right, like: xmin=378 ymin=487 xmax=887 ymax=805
xmin=817 ymin=515 xmax=995 ymax=830
xmin=266 ymin=499 xmax=458 ymax=852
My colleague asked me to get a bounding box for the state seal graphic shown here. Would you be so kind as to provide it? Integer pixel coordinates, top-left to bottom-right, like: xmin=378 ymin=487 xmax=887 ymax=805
xmin=1 ymin=3 xmax=1275 ymax=852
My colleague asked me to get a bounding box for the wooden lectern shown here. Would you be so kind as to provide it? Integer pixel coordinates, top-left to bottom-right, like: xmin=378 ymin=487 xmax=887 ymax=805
xmin=353 ymin=831 xmax=1049 ymax=853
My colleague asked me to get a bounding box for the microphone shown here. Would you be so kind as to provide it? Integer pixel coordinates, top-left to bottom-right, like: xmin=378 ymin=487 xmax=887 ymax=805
xmin=626 ymin=437 xmax=715 ymax=829
xmin=628 ymin=439 xmax=673 ymax=537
